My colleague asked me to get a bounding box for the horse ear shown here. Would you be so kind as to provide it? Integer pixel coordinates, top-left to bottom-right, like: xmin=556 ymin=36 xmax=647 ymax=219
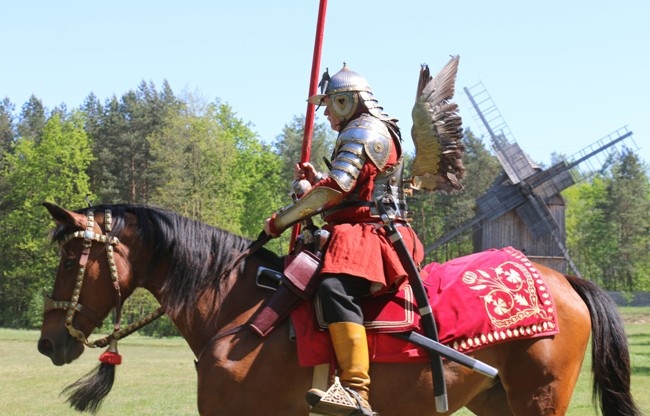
xmin=42 ymin=202 xmax=87 ymax=229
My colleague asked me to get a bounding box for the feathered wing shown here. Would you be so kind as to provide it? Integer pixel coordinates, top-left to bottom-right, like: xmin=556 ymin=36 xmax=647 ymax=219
xmin=410 ymin=55 xmax=465 ymax=193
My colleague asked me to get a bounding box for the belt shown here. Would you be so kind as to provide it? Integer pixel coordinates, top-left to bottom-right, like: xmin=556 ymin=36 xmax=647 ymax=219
xmin=323 ymin=200 xmax=408 ymax=219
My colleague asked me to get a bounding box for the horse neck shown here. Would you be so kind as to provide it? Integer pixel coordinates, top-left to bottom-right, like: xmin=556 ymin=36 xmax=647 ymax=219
xmin=141 ymin=254 xmax=270 ymax=358
xmin=216 ymin=257 xmax=270 ymax=326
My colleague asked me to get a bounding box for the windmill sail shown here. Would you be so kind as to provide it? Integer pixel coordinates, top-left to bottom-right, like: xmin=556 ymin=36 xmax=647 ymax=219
xmin=427 ymin=78 xmax=638 ymax=277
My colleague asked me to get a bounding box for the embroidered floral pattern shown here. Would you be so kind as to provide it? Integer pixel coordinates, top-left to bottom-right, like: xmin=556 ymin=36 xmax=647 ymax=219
xmin=462 ymin=253 xmax=555 ymax=329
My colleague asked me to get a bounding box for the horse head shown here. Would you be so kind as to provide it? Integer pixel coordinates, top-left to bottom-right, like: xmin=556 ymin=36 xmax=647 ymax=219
xmin=38 ymin=202 xmax=139 ymax=366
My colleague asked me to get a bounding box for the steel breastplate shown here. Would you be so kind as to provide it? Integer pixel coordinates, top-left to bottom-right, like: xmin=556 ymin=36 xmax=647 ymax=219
xmin=323 ymin=157 xmax=408 ymax=220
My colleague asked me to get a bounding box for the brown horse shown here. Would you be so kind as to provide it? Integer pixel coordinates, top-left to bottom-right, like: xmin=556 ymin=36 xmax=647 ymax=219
xmin=38 ymin=203 xmax=641 ymax=416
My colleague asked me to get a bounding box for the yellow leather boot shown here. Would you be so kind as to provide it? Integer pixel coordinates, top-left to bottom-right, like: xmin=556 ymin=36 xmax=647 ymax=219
xmin=306 ymin=322 xmax=374 ymax=416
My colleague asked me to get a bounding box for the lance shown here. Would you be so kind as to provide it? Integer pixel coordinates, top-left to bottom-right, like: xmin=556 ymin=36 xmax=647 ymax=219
xmin=289 ymin=0 xmax=328 ymax=251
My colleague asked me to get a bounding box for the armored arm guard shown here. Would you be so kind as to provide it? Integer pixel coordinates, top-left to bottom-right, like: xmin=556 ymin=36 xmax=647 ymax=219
xmin=329 ymin=114 xmax=392 ymax=192
xmin=270 ymin=186 xmax=343 ymax=235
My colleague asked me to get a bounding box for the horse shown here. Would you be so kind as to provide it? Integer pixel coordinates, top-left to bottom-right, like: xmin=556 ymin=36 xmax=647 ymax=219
xmin=37 ymin=202 xmax=642 ymax=416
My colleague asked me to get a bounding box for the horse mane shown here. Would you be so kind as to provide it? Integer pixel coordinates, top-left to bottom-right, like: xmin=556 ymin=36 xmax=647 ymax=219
xmin=51 ymin=204 xmax=281 ymax=320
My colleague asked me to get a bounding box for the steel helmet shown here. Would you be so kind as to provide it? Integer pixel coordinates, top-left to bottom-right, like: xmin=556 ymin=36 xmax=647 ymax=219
xmin=308 ymin=64 xmax=388 ymax=122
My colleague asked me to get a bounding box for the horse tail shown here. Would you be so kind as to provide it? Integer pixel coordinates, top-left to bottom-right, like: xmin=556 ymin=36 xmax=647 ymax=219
xmin=565 ymin=274 xmax=642 ymax=416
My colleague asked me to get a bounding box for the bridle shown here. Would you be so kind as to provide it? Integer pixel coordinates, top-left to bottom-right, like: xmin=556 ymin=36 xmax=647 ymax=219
xmin=45 ymin=208 xmax=270 ymax=363
xmin=44 ymin=209 xmax=164 ymax=349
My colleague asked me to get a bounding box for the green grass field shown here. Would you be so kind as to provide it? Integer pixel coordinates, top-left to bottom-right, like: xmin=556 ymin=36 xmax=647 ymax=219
xmin=1 ymin=307 xmax=649 ymax=415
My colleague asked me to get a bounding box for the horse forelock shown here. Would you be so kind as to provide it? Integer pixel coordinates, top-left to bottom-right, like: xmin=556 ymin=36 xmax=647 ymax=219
xmin=50 ymin=204 xmax=132 ymax=243
xmin=52 ymin=204 xmax=260 ymax=320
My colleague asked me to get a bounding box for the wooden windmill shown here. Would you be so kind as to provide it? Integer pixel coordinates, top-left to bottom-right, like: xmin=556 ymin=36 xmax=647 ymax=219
xmin=425 ymin=81 xmax=637 ymax=276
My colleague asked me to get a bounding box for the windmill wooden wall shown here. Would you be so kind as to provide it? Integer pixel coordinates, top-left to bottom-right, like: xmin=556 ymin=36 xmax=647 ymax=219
xmin=472 ymin=193 xmax=568 ymax=273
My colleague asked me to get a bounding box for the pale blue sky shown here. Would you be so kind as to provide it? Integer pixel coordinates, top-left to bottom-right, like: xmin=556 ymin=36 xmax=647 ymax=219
xmin=2 ymin=1 xmax=648 ymax=168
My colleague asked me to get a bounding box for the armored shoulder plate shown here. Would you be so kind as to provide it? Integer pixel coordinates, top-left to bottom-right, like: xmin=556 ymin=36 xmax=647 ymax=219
xmin=341 ymin=114 xmax=392 ymax=168
xmin=329 ymin=115 xmax=393 ymax=192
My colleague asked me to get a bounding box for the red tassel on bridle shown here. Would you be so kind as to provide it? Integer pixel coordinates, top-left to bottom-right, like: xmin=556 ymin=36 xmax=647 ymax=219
xmin=99 ymin=350 xmax=122 ymax=365
xmin=99 ymin=338 xmax=122 ymax=365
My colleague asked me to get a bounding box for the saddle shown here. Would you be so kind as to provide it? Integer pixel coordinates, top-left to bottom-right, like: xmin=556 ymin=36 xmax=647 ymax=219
xmin=249 ymin=246 xmax=561 ymax=366
xmin=248 ymin=250 xmax=417 ymax=338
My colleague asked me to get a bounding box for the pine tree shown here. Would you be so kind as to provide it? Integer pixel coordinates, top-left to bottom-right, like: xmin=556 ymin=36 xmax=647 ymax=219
xmin=604 ymin=149 xmax=650 ymax=290
xmin=87 ymin=81 xmax=180 ymax=204
xmin=0 ymin=98 xmax=15 ymax=160
xmin=566 ymin=149 xmax=650 ymax=291
xmin=17 ymin=95 xmax=46 ymax=142
xmin=271 ymin=115 xmax=334 ymax=185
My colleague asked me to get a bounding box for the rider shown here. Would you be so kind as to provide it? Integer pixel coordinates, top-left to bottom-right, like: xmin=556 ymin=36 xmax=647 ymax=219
xmin=264 ymin=64 xmax=424 ymax=415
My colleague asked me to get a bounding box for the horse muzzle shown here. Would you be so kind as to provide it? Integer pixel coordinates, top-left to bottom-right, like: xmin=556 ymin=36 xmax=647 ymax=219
xmin=38 ymin=319 xmax=85 ymax=365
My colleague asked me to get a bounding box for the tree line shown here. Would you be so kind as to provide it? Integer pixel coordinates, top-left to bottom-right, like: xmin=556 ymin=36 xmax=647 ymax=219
xmin=0 ymin=80 xmax=648 ymax=332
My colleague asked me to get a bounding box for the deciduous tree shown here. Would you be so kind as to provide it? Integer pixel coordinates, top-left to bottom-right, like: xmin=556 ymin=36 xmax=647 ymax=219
xmin=0 ymin=112 xmax=94 ymax=327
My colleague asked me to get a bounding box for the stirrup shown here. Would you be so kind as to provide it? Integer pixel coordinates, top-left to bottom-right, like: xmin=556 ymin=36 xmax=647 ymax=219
xmin=306 ymin=377 xmax=376 ymax=416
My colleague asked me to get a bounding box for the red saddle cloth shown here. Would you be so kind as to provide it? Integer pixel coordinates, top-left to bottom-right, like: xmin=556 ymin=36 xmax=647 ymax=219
xmin=291 ymin=247 xmax=559 ymax=366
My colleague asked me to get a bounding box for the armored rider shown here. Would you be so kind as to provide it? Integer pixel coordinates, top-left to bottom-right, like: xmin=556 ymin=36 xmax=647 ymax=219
xmin=264 ymin=64 xmax=424 ymax=416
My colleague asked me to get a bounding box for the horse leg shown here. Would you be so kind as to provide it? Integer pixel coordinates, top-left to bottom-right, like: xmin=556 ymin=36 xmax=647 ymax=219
xmin=497 ymin=338 xmax=584 ymax=415
xmin=496 ymin=300 xmax=590 ymax=415
xmin=196 ymin=326 xmax=312 ymax=415
xmin=370 ymin=360 xmax=499 ymax=416
xmin=485 ymin=269 xmax=592 ymax=415
xmin=465 ymin=382 xmax=515 ymax=416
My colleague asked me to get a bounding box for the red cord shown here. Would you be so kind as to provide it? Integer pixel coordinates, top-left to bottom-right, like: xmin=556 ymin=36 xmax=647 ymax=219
xmin=99 ymin=350 xmax=122 ymax=365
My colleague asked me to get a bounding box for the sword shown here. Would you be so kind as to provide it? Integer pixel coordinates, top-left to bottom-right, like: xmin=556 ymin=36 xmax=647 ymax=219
xmin=375 ymin=197 xmax=448 ymax=412
xmin=393 ymin=331 xmax=498 ymax=379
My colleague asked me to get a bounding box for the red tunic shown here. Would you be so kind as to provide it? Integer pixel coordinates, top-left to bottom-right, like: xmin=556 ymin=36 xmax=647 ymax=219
xmin=315 ymin=137 xmax=424 ymax=294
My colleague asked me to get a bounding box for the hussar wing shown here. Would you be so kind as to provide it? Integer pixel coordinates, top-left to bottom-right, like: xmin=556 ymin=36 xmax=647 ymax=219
xmin=410 ymin=55 xmax=465 ymax=193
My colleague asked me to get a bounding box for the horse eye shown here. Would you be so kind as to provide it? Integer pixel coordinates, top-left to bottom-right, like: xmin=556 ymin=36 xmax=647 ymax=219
xmin=63 ymin=259 xmax=75 ymax=269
